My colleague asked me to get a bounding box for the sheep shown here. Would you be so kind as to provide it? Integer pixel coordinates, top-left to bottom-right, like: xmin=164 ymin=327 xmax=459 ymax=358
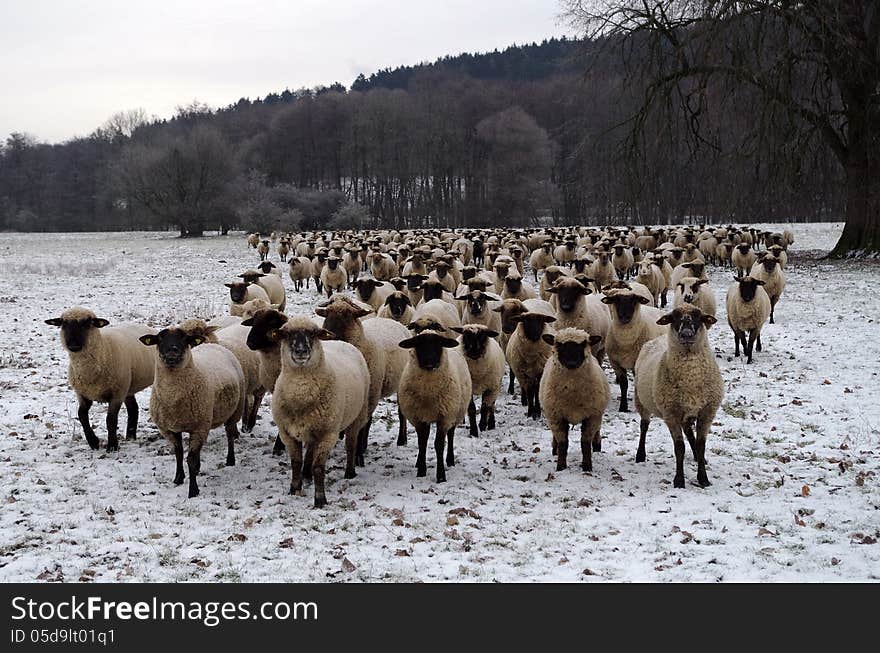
xmin=501 ymin=269 xmax=537 ymax=301
xmin=766 ymin=244 xmax=789 ymax=269
xmin=370 ymin=250 xmax=398 ymax=281
xmin=612 ymin=244 xmax=634 ymax=280
xmin=750 ymin=255 xmax=786 ymax=323
xmin=539 ymin=265 xmax=567 ymax=301
xmin=725 ymin=276 xmax=771 ymax=363
xmin=247 ymin=233 xmax=260 ymax=249
xmin=554 ymin=240 xmax=578 ymax=266
xmin=539 ymin=328 xmax=610 ymax=471
xmin=378 ymin=291 xmax=415 ymax=325
xmin=277 ymin=239 xmax=290 ymax=262
xmin=651 ymin=255 xmax=673 ymax=307
xmin=449 ymin=324 xmax=505 ymax=437
xmin=411 ymin=298 xmax=461 ymax=331
xmin=258 ymin=240 xmax=270 ymax=261
xmin=256 ymin=260 xmax=283 ymax=278
xmin=320 ymin=256 xmax=347 ymax=297
xmin=673 ymin=277 xmax=716 ymax=320
xmin=311 ymin=251 xmax=327 ymax=294
xmin=670 ymin=260 xmax=707 ymax=291
xmin=529 ymin=242 xmax=556 ymax=282
xmin=139 ymin=327 xmax=246 ymax=498
xmin=634 ymin=304 xmax=722 ymax=488
xmin=352 ymin=277 xmax=394 ymax=313
xmin=240 ymin=306 xmax=290 ymax=454
xmin=45 ymin=308 xmax=156 ymax=453
xmin=239 ymin=269 xmax=286 ymax=312
xmin=457 ymin=289 xmax=503 ymax=334
xmin=634 ymin=259 xmax=665 ymax=306
xmin=402 ymin=273 xmax=428 ymax=306
xmin=590 ymin=251 xmax=615 ymax=292
xmin=288 ymin=257 xmax=312 ymax=292
xmin=428 ymin=260 xmax=457 ymax=293
xmin=601 ymin=289 xmax=667 ymax=412
xmin=179 ymin=318 xmax=265 ymax=433
xmin=398 ymin=329 xmax=472 ymax=482
xmin=269 ymin=316 xmax=370 ymax=507
xmin=227 ymin=281 xmax=270 ymax=317
xmin=546 ymin=276 xmax=609 ymax=363
xmin=602 ymin=279 xmax=655 ymax=306
xmin=732 ymin=243 xmax=756 ymax=277
xmin=316 ymin=295 xmax=410 ymax=454
xmin=506 ymin=307 xmax=557 ymax=419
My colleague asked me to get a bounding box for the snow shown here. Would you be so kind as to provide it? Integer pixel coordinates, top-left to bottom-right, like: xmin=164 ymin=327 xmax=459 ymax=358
xmin=1 ymin=222 xmax=878 ymax=582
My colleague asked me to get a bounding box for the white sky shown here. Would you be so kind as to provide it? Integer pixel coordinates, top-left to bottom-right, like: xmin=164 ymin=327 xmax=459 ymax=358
xmin=1 ymin=0 xmax=572 ymax=143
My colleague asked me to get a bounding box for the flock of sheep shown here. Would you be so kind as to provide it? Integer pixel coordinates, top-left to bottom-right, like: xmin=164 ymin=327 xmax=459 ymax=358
xmin=45 ymin=225 xmax=791 ymax=507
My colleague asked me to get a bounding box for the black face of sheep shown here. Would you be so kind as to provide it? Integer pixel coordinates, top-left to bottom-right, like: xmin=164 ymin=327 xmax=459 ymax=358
xmin=737 ymin=244 xmax=751 ymax=255
xmin=405 ymin=274 xmax=427 ymax=291
xmin=548 ymin=280 xmax=589 ymax=313
xmin=433 ymin=262 xmax=450 ymax=278
xmin=225 ymin=282 xmax=249 ymax=303
xmin=494 ymin=302 xmax=525 ymax=335
xmin=45 ymin=315 xmax=109 ymax=352
xmin=514 ymin=313 xmax=556 ymax=342
xmin=601 ymin=293 xmax=650 ymax=325
xmin=239 ymin=272 xmax=265 ymax=284
xmin=504 ymin=276 xmax=522 ymax=294
xmin=421 ymin=281 xmax=445 ymax=302
xmin=684 ymin=262 xmax=706 ymax=278
xmin=572 ymin=259 xmax=588 ymax=273
xmin=399 ymin=331 xmax=459 ymax=370
xmin=657 ymin=306 xmax=716 ymax=346
xmin=242 ymin=309 xmax=288 ymax=351
xmin=257 ymin=262 xmax=276 ymax=273
xmin=461 ymin=267 xmax=477 ymax=281
xmin=762 ymin=257 xmax=779 ymax=273
xmin=327 ymin=258 xmax=340 ymax=270
xmin=139 ymin=328 xmax=204 ymax=368
xmin=734 ymin=276 xmax=766 ymax=302
xmin=680 ymin=278 xmax=709 ymax=304
xmin=452 ymin=326 xmax=499 ymax=360
xmin=384 ymin=293 xmax=412 ymax=319
xmin=354 ymin=278 xmax=382 ymax=302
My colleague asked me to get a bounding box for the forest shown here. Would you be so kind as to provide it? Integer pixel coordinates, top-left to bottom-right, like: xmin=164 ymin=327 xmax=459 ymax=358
xmin=0 ymin=35 xmax=844 ymax=236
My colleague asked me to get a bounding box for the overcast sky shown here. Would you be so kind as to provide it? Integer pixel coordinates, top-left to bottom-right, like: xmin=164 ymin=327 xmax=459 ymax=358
xmin=1 ymin=0 xmax=572 ymax=143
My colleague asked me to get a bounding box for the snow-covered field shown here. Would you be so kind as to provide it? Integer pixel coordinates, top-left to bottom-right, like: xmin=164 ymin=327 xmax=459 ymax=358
xmin=1 ymin=222 xmax=878 ymax=582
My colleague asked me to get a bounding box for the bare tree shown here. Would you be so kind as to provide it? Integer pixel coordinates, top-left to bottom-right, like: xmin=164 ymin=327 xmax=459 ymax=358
xmin=563 ymin=0 xmax=880 ymax=256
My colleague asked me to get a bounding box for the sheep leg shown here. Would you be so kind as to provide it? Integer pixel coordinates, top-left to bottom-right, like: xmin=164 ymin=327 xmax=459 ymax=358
xmin=467 ymin=398 xmax=478 ymax=437
xmin=225 ymin=419 xmax=238 ymax=466
xmin=769 ymin=299 xmax=776 ymax=324
xmin=433 ymin=424 xmax=448 ymax=483
xmin=124 ymin=395 xmax=139 ymax=440
xmin=732 ymin=329 xmax=742 ymax=357
xmin=287 ymin=438 xmax=304 ymax=495
xmin=487 ymin=404 xmax=496 ymax=430
xmin=508 ymin=366 xmax=516 ymax=395
xmin=667 ymin=424 xmax=686 ymax=489
xmin=746 ymin=330 xmax=758 ymax=364
xmin=445 ymin=427 xmax=455 ymax=468
xmin=580 ymin=418 xmax=596 ymax=472
xmin=186 ymin=434 xmax=206 ymax=498
xmin=683 ymin=419 xmax=698 ymax=463
xmin=479 ymin=394 xmax=492 ymax=431
xmin=272 ymin=434 xmax=286 ymax=455
xmin=355 ymin=418 xmax=371 ymax=467
xmin=77 ymin=396 xmax=99 ymax=450
xmin=636 ymin=418 xmax=649 ymax=462
xmin=244 ymin=390 xmax=264 ymax=433
xmin=695 ymin=412 xmax=712 ymax=487
xmin=344 ymin=427 xmax=358 ymax=479
xmin=756 ymin=332 xmax=763 ymax=352
xmin=615 ymin=368 xmax=629 ymax=412
xmin=311 ymin=438 xmax=336 ymax=508
xmin=553 ymin=421 xmax=569 ymax=471
xmin=532 ymin=386 xmax=542 ymax=420
xmin=302 ymin=443 xmax=314 ymax=481
xmin=415 ymin=422 xmax=430 ymax=477
xmin=172 ymin=432 xmax=185 ymax=485
xmin=397 ymin=405 xmax=407 ymax=446
xmin=660 ymin=290 xmax=667 ymax=308
xmin=105 ymin=400 xmax=122 ymax=452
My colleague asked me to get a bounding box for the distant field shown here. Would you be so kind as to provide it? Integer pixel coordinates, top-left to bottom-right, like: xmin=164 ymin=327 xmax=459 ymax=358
xmin=1 ymin=221 xmax=878 ymax=582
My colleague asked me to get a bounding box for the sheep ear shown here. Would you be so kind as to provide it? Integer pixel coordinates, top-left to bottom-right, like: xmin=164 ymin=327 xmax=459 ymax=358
xmin=318 ymin=329 xmax=337 ymax=340
xmin=240 ymin=317 xmax=254 ymax=327
xmin=45 ymin=318 xmax=63 ymax=326
xmin=440 ymin=336 xmax=460 ymax=348
xmin=701 ymin=315 xmax=717 ymax=327
xmin=484 ymin=292 xmax=502 ymax=301
xmin=754 ymin=279 xmax=766 ymax=285
xmin=314 ymin=307 xmax=328 ymax=317
xmin=542 ymin=333 xmax=555 ymax=346
xmin=601 ymin=296 xmax=615 ymax=304
xmin=139 ymin=334 xmax=158 ymax=346
xmin=656 ymin=314 xmax=674 ymax=325
xmin=696 ymin=279 xmax=710 ymax=286
xmin=449 ymin=327 xmax=464 ymax=334
xmin=637 ymin=296 xmax=651 ymax=305
xmin=224 ymin=283 xmax=234 ymax=288
xmin=205 ymin=325 xmax=220 ymax=335
xmin=491 ymin=306 xmax=503 ymax=313
xmin=540 ymin=314 xmax=557 ymax=323
xmin=588 ymin=335 xmax=603 ymax=346
xmin=546 ymin=286 xmax=559 ymax=294
xmin=399 ymin=337 xmax=418 ymax=349
xmin=354 ymin=306 xmax=372 ymax=318
xmin=188 ymin=335 xmax=205 ymax=347
xmin=485 ymin=329 xmax=499 ymax=338
xmin=87 ymin=317 xmax=109 ymax=328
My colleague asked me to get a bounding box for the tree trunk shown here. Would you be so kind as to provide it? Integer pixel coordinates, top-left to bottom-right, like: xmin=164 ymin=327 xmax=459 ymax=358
xmin=829 ymin=157 xmax=880 ymax=257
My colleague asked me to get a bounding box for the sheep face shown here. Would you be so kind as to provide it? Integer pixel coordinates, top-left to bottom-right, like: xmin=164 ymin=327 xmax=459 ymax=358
xmin=433 ymin=262 xmax=450 ymax=278
xmin=452 ymin=325 xmax=498 ymax=360
xmin=45 ymin=309 xmax=109 ymax=353
xmin=466 ymin=278 xmax=490 ymax=292
xmin=459 ymin=291 xmax=496 ymax=317
xmin=504 ymin=275 xmax=522 ymax=295
xmin=408 ymin=317 xmax=446 ymax=334
xmin=544 ymin=332 xmax=602 ymax=370
xmin=572 ymin=259 xmax=589 ymax=273
xmin=405 ymin=274 xmax=427 ymax=291
xmin=242 ymin=309 xmax=288 ymax=351
xmin=679 ymin=278 xmax=709 ymax=304
xmin=601 ymin=291 xmax=650 ymax=325
xmin=657 ymin=305 xmax=716 ymax=347
xmin=327 ymin=258 xmax=340 ymax=270
xmin=354 ymin=278 xmax=382 ymax=302
xmin=272 ymin=323 xmax=335 ymax=368
xmin=683 ymin=261 xmax=706 ymax=278
xmin=493 ymin=299 xmax=525 ymax=335
xmin=315 ymin=296 xmax=371 ymax=337
xmin=225 ymin=282 xmax=250 ymax=303
xmin=549 ymin=278 xmax=589 ymax=313
xmin=762 ymin=257 xmax=780 ymax=273
xmin=544 ymin=267 xmax=564 ymax=285
xmin=513 ymin=313 xmax=556 ymax=342
xmin=736 ymin=244 xmax=751 ymax=255
xmin=461 ymin=266 xmax=477 ymax=282
xmin=399 ymin=331 xmax=459 ymax=371
xmin=421 ymin=281 xmax=445 ymax=302
xmin=734 ymin=276 xmax=766 ymax=302
xmin=384 ymin=292 xmax=412 ymax=319
xmin=258 ymin=262 xmax=277 ymax=274
xmin=139 ymin=328 xmax=204 ymax=369
xmin=239 ymin=271 xmax=265 ymax=284
xmin=493 ymin=262 xmax=510 ymax=279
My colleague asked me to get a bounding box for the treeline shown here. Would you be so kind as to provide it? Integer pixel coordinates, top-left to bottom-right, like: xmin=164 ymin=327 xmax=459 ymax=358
xmin=0 ymin=36 xmax=843 ymax=235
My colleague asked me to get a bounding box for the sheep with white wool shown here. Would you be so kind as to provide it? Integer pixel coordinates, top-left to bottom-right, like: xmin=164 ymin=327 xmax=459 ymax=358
xmin=589 ymin=251 xmax=615 ymax=292
xmin=269 ymin=316 xmax=370 ymax=507
xmin=450 ymin=324 xmax=505 ymax=437
xmin=670 ymin=260 xmax=707 ymax=291
xmin=398 ymin=329 xmax=472 ymax=482
xmin=601 ymin=289 xmax=667 ymax=412
xmin=46 ymin=307 xmax=156 ymax=453
xmin=634 ymin=304 xmax=722 ymax=488
xmin=257 ymin=240 xmax=270 ymax=261
xmin=256 ymin=260 xmax=283 ymax=278
xmin=673 ymin=277 xmax=716 ymax=320
xmin=634 ymin=259 xmax=665 ymax=307
xmin=529 ymin=242 xmax=556 ymax=282
xmin=352 ymin=277 xmax=394 ymax=313
xmin=227 ymin=281 xmax=270 ymax=317
xmin=458 ymin=289 xmax=503 ymax=334
xmin=539 ymin=328 xmax=610 ymax=471
xmin=378 ymin=291 xmax=415 ymax=325
xmin=370 ymin=250 xmax=398 ymax=281
xmin=320 ymin=256 xmax=347 ymax=297
xmin=501 ymin=269 xmax=537 ymax=301
xmin=139 ymin=327 xmax=246 ymax=497
xmin=539 ymin=265 xmax=568 ymax=301
xmin=547 ymin=276 xmax=609 ymax=363
xmin=411 ymin=297 xmax=461 ymax=331
xmin=732 ymin=244 xmax=756 ymax=277
xmin=240 ymin=269 xmax=286 ymax=312
xmin=506 ymin=304 xmax=557 ymax=419
xmin=725 ymin=276 xmax=771 ymax=363
xmin=750 ymin=255 xmax=785 ymax=323
xmin=288 ymin=257 xmax=312 ymax=292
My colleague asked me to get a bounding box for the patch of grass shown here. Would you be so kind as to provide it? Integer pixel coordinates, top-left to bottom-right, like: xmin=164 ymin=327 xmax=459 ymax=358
xmin=722 ymin=403 xmax=748 ymax=419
